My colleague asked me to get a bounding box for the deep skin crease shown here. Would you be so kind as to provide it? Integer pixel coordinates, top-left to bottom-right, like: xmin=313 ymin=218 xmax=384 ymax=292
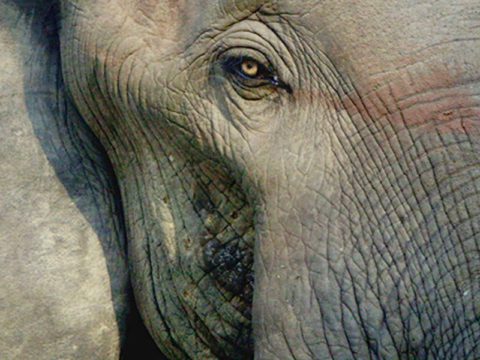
xmin=5 ymin=0 xmax=479 ymax=358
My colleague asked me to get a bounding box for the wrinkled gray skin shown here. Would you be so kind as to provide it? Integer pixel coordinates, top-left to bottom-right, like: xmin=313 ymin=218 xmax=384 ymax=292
xmin=1 ymin=0 xmax=479 ymax=359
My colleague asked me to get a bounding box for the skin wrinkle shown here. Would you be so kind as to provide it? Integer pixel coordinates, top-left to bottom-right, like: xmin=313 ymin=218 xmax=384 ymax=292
xmin=326 ymin=186 xmax=382 ymax=358
xmin=352 ymin=93 xmax=462 ymax=282
xmin=98 ymin=44 xmax=203 ymax=354
xmin=139 ymin=109 xmax=255 ymax=354
xmin=53 ymin=53 xmax=125 ymax=259
xmin=148 ymin=176 xmax=216 ymax=358
xmin=67 ymin=34 xmax=119 ymax=156
xmin=151 ymin=173 xmax=222 ymax=356
xmin=396 ymin=158 xmax=456 ymax=348
xmin=138 ymin=153 xmax=191 ymax=357
xmin=322 ymin=43 xmax=476 ymax=356
xmin=59 ymin=48 xmax=125 ymax=261
xmin=330 ymin=127 xmax=404 ymax=312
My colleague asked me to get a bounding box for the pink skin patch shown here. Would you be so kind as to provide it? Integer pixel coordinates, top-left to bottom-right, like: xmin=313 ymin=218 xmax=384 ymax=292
xmin=337 ymin=64 xmax=480 ymax=136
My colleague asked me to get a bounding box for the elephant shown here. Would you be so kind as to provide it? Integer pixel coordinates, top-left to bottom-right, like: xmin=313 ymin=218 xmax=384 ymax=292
xmin=1 ymin=0 xmax=479 ymax=359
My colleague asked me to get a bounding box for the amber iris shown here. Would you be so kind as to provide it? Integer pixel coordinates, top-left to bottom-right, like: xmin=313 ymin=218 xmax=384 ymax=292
xmin=241 ymin=60 xmax=259 ymax=77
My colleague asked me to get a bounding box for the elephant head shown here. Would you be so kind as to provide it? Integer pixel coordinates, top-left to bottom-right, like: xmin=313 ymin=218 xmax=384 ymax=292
xmin=58 ymin=0 xmax=480 ymax=358
xmin=3 ymin=0 xmax=479 ymax=358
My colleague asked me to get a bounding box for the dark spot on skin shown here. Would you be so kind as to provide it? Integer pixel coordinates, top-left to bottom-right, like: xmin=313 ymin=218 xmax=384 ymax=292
xmin=203 ymin=239 xmax=221 ymax=259
xmin=183 ymin=288 xmax=192 ymax=299
xmin=187 ymin=161 xmax=254 ymax=353
xmin=203 ymin=239 xmax=253 ymax=318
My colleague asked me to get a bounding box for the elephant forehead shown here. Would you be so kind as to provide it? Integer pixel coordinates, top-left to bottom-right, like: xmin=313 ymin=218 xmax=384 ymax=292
xmin=128 ymin=0 xmax=276 ymax=49
xmin=64 ymin=0 xmax=308 ymax=47
xmin=78 ymin=0 xmax=479 ymax=68
xmin=297 ymin=1 xmax=480 ymax=82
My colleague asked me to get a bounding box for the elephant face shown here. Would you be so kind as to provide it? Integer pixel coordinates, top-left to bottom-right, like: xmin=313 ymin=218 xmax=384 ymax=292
xmin=60 ymin=0 xmax=480 ymax=358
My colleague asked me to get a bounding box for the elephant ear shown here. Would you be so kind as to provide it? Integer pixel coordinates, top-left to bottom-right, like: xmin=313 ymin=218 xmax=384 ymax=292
xmin=0 ymin=1 xmax=129 ymax=358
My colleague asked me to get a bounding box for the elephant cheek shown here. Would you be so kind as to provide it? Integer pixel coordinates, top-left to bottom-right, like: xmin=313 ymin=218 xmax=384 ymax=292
xmin=337 ymin=64 xmax=480 ymax=137
xmin=121 ymin=153 xmax=257 ymax=358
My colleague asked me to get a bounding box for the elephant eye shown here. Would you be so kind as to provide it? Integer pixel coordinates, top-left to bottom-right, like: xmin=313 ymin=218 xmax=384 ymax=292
xmin=222 ymin=56 xmax=273 ymax=83
xmin=221 ymin=55 xmax=292 ymax=94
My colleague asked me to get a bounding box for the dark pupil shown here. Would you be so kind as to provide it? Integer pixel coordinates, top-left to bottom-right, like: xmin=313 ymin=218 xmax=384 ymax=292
xmin=244 ymin=62 xmax=255 ymax=71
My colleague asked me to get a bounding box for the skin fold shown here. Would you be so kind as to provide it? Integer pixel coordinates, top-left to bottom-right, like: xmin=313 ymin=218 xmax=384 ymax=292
xmin=1 ymin=0 xmax=479 ymax=359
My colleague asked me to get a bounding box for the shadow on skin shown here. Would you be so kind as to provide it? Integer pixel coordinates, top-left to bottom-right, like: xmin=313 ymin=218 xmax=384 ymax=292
xmin=16 ymin=1 xmax=166 ymax=357
xmin=123 ymin=297 xmax=168 ymax=359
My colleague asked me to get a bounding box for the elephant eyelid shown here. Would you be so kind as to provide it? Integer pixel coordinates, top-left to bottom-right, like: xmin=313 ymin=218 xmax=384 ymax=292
xmin=222 ymin=56 xmax=272 ymax=79
xmin=220 ymin=55 xmax=292 ymax=94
